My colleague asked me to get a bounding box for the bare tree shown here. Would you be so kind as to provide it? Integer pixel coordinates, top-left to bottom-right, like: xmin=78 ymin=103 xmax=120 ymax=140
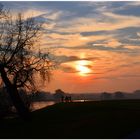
xmin=0 ymin=6 xmax=55 ymax=120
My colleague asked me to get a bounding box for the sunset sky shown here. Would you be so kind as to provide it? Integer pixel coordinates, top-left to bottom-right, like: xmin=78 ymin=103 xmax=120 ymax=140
xmin=2 ymin=1 xmax=140 ymax=93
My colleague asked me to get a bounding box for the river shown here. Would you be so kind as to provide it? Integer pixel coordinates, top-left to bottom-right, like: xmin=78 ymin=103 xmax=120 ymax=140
xmin=31 ymin=99 xmax=93 ymax=111
xmin=31 ymin=101 xmax=56 ymax=111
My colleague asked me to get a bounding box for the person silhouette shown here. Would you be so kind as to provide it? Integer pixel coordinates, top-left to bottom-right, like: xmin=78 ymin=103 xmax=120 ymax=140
xmin=69 ymin=96 xmax=72 ymax=102
xmin=61 ymin=96 xmax=64 ymax=102
xmin=65 ymin=96 xmax=69 ymax=102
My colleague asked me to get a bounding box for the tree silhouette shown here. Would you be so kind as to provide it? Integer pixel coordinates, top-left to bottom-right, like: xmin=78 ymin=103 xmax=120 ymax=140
xmin=54 ymin=89 xmax=66 ymax=101
xmin=0 ymin=6 xmax=55 ymax=120
xmin=100 ymin=92 xmax=112 ymax=100
xmin=114 ymin=91 xmax=125 ymax=99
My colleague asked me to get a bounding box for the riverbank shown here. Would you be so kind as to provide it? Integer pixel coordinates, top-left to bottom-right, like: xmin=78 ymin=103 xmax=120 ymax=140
xmin=1 ymin=99 xmax=140 ymax=138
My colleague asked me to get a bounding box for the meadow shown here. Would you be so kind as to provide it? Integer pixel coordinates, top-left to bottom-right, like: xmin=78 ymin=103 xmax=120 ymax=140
xmin=1 ymin=100 xmax=140 ymax=138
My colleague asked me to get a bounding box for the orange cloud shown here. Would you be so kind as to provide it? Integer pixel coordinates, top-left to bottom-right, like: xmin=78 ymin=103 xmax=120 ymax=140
xmin=44 ymin=33 xmax=111 ymax=47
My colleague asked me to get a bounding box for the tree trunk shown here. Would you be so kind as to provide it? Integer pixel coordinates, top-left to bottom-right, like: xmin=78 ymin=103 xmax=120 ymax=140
xmin=0 ymin=67 xmax=31 ymax=120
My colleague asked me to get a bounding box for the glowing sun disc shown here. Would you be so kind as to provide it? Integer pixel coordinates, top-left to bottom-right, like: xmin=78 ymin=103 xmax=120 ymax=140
xmin=75 ymin=60 xmax=92 ymax=76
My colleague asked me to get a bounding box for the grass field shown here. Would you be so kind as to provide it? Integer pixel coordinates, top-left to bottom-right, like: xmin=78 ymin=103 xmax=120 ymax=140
xmin=1 ymin=99 xmax=140 ymax=138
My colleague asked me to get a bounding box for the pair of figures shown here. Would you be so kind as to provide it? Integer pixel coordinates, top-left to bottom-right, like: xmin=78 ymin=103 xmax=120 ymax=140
xmin=61 ymin=96 xmax=72 ymax=102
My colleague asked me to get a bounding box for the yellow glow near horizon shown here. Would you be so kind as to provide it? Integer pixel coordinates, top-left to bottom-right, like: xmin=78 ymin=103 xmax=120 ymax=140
xmin=75 ymin=60 xmax=92 ymax=76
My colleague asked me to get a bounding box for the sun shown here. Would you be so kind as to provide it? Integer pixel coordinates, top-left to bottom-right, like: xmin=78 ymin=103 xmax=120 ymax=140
xmin=75 ymin=60 xmax=92 ymax=76
xmin=76 ymin=65 xmax=91 ymax=76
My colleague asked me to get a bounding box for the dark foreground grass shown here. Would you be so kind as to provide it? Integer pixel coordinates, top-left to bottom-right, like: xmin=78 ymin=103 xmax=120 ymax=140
xmin=1 ymin=99 xmax=140 ymax=138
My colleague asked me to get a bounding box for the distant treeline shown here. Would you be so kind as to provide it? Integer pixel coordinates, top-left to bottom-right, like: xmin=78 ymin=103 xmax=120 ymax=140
xmin=28 ymin=89 xmax=140 ymax=102
xmin=1 ymin=88 xmax=140 ymax=104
